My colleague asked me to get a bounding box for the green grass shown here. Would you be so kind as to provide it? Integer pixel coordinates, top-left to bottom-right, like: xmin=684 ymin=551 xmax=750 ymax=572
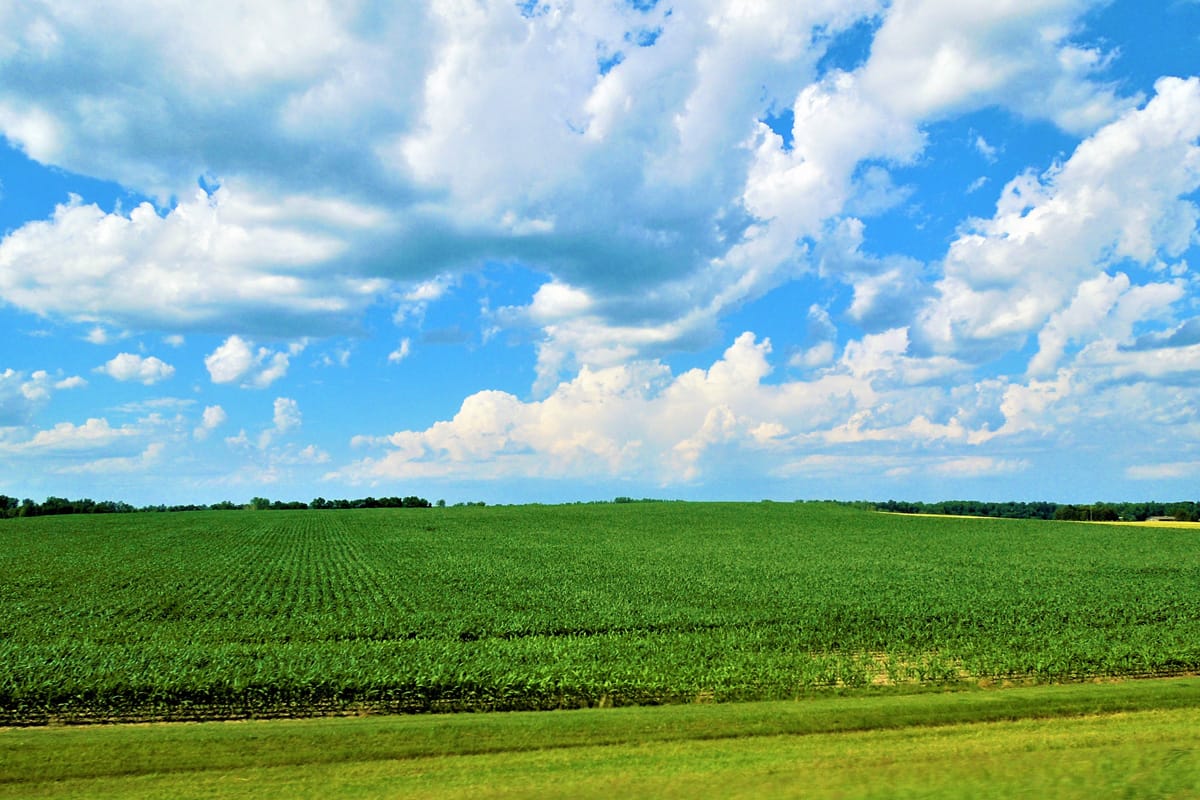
xmin=2 ymin=503 xmax=1199 ymax=719
xmin=2 ymin=679 xmax=1198 ymax=799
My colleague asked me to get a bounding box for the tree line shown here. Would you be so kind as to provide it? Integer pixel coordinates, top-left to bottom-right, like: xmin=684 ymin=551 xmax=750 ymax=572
xmin=873 ymin=499 xmax=1200 ymax=522
xmin=0 ymin=494 xmax=439 ymax=519
xmin=4 ymin=494 xmax=1197 ymax=521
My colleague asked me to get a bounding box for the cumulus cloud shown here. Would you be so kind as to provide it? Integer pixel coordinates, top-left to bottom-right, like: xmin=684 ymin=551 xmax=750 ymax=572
xmin=0 ymin=0 xmax=1140 ymax=371
xmin=204 ymin=335 xmax=301 ymax=388
xmin=4 ymin=1 xmax=1195 ymax=497
xmin=193 ymin=404 xmax=227 ymax=440
xmin=857 ymin=0 xmax=1131 ymax=132
xmin=334 ymin=305 xmax=1200 ymax=489
xmin=0 ymin=417 xmax=139 ymax=453
xmin=0 ymin=188 xmax=388 ymax=335
xmin=97 ymin=352 xmax=175 ymax=385
xmin=272 ymin=397 xmax=301 ymax=433
xmin=334 ymin=331 xmax=991 ymax=485
xmin=0 ymin=368 xmax=86 ymax=425
xmin=917 ymin=77 xmax=1200 ymax=362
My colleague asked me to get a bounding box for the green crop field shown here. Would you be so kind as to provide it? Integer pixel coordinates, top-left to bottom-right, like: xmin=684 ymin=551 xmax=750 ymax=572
xmin=1 ymin=502 xmax=1197 ymax=722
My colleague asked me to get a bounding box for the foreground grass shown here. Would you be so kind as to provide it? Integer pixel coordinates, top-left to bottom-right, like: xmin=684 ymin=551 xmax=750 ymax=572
xmin=3 ymin=679 xmax=1198 ymax=799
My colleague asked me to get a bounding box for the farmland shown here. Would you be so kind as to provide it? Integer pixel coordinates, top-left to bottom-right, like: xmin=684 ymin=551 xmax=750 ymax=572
xmin=1 ymin=502 xmax=1198 ymax=722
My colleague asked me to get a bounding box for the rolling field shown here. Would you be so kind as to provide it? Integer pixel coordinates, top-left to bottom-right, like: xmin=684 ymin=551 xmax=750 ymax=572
xmin=1 ymin=502 xmax=1198 ymax=722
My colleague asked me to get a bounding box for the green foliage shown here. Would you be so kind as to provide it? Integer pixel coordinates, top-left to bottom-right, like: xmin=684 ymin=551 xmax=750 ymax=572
xmin=0 ymin=503 xmax=1197 ymax=721
xmin=877 ymin=498 xmax=1200 ymax=521
xmin=0 ymin=494 xmax=432 ymax=518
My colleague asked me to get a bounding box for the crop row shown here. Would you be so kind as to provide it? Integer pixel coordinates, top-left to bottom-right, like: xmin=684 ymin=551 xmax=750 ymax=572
xmin=0 ymin=503 xmax=1197 ymax=721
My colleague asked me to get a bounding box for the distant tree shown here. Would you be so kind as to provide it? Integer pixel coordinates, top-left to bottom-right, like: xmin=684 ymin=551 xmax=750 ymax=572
xmin=1054 ymin=505 xmax=1082 ymax=521
xmin=249 ymin=497 xmax=272 ymax=511
xmin=1167 ymin=503 xmax=1197 ymax=522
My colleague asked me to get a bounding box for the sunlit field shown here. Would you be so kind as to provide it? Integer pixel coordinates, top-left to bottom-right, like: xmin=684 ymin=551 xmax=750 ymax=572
xmin=2 ymin=502 xmax=1196 ymax=722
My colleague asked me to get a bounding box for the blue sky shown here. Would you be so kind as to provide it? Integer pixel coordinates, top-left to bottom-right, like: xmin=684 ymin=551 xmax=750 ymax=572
xmin=1 ymin=0 xmax=1199 ymax=506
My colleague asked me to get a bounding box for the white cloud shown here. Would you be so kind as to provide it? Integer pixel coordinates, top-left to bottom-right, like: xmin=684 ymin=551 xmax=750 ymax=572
xmin=1126 ymin=461 xmax=1200 ymax=480
xmin=317 ymin=348 xmax=351 ymax=368
xmin=928 ymin=456 xmax=1029 ymax=477
xmin=224 ymin=429 xmax=251 ymax=448
xmin=387 ymin=338 xmax=412 ymax=364
xmin=98 ymin=352 xmax=175 ymax=385
xmin=2 ymin=2 xmax=1193 ymax=500
xmin=277 ymin=444 xmax=330 ymax=465
xmin=0 ymin=0 xmax=1132 ymax=371
xmin=918 ymin=77 xmax=1200 ymax=361
xmin=859 ymin=0 xmax=1130 ymax=133
xmin=272 ymin=397 xmax=301 ymax=433
xmin=333 ymin=330 xmax=983 ymax=485
xmin=974 ymin=134 xmax=999 ymax=162
xmin=1028 ymin=273 xmax=1183 ymax=377
xmin=193 ymin=404 xmax=227 ymax=440
xmin=0 ymin=187 xmax=388 ymax=335
xmin=57 ymin=442 xmax=166 ymax=475
xmin=394 ymin=275 xmax=457 ymax=325
xmin=335 ymin=305 xmax=1200 ymax=489
xmin=2 ymin=417 xmax=138 ymax=453
xmin=250 ymin=397 xmax=302 ymax=450
xmin=204 ymin=335 xmax=301 ymax=389
xmin=0 ymin=368 xmax=85 ymax=425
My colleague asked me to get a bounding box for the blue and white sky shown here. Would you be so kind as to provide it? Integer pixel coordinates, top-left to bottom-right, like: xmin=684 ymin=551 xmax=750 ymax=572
xmin=1 ymin=0 xmax=1199 ymax=506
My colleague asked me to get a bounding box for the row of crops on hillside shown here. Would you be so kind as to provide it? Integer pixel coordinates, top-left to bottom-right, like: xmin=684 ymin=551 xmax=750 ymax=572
xmin=1 ymin=503 xmax=1197 ymax=722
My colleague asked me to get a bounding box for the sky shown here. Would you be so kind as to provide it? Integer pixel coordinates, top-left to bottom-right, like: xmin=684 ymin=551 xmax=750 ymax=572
xmin=1 ymin=0 xmax=1199 ymax=506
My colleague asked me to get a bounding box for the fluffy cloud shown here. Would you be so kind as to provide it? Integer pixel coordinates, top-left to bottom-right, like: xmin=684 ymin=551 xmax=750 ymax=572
xmin=858 ymin=0 xmax=1129 ymax=132
xmin=1 ymin=417 xmax=138 ymax=453
xmin=0 ymin=368 xmax=85 ymax=425
xmin=0 ymin=0 xmax=1138 ymax=370
xmin=917 ymin=77 xmax=1200 ymax=363
xmin=272 ymin=398 xmax=301 ymax=434
xmin=97 ymin=353 xmax=175 ymax=385
xmin=0 ymin=187 xmax=388 ymax=335
xmin=336 ymin=307 xmax=1200 ymax=488
xmin=204 ymin=336 xmax=301 ymax=388
xmin=335 ymin=331 xmax=984 ymax=485
xmin=4 ymin=1 xmax=1197 ymax=499
xmin=193 ymin=404 xmax=227 ymax=440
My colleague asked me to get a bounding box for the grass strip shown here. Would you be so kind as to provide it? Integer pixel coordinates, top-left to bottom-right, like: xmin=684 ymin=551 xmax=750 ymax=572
xmin=1 ymin=677 xmax=1197 ymax=790
xmin=21 ymin=709 xmax=1195 ymax=800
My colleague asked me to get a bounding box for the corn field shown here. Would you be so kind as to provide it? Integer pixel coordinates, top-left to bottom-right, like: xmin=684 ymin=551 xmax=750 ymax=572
xmin=1 ymin=502 xmax=1197 ymax=722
